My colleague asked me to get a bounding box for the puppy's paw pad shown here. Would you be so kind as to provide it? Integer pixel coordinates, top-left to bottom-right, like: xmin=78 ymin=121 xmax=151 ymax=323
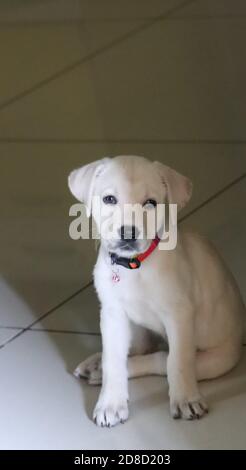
xmin=93 ymin=401 xmax=129 ymax=427
xmin=171 ymin=399 xmax=208 ymax=420
xmin=73 ymin=353 xmax=102 ymax=384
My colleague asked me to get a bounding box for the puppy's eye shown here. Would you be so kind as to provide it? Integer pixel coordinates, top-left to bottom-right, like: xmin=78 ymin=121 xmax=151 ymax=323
xmin=143 ymin=199 xmax=157 ymax=208
xmin=103 ymin=195 xmax=117 ymax=205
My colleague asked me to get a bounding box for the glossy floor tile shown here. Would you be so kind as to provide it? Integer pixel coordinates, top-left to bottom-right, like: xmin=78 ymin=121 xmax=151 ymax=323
xmin=1 ymin=18 xmax=246 ymax=141
xmin=0 ymin=330 xmax=245 ymax=449
xmin=0 ymin=143 xmax=107 ymax=328
xmin=84 ymin=19 xmax=246 ymax=142
xmin=0 ymin=327 xmax=21 ymax=346
xmin=0 ymin=21 xmax=144 ymax=106
xmin=0 ymin=276 xmax=37 ymax=330
xmin=174 ymin=0 xmax=246 ymax=18
xmin=0 ymin=0 xmax=185 ymax=22
xmin=33 ymin=284 xmax=100 ymax=334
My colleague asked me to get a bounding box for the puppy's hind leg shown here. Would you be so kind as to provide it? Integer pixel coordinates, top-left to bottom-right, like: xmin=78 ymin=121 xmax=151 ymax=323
xmin=74 ymin=352 xmax=102 ymax=385
xmin=195 ymin=339 xmax=242 ymax=381
xmin=74 ymin=350 xmax=168 ymax=385
xmin=128 ymin=351 xmax=167 ymax=377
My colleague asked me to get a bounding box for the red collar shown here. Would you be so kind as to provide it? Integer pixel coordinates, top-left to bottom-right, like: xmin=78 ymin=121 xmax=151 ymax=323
xmin=110 ymin=235 xmax=160 ymax=270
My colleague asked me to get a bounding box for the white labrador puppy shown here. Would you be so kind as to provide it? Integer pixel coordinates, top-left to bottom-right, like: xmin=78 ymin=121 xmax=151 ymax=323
xmin=68 ymin=155 xmax=245 ymax=427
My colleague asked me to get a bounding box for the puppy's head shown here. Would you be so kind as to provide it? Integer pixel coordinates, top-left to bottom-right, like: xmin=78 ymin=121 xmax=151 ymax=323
xmin=68 ymin=156 xmax=192 ymax=256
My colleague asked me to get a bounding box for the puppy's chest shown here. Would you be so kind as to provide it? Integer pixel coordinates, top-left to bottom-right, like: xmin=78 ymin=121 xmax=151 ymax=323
xmin=111 ymin=270 xmax=165 ymax=332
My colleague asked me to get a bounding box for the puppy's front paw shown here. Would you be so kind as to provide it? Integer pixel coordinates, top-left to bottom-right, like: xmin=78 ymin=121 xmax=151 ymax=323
xmin=170 ymin=397 xmax=208 ymax=420
xmin=93 ymin=396 xmax=129 ymax=427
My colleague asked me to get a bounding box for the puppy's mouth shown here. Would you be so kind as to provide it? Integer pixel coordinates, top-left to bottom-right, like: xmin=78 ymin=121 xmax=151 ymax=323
xmin=115 ymin=240 xmax=139 ymax=253
xmin=108 ymin=238 xmax=150 ymax=256
xmin=118 ymin=240 xmax=138 ymax=251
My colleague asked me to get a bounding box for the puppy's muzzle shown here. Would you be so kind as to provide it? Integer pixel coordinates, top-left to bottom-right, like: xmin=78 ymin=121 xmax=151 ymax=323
xmin=119 ymin=225 xmax=139 ymax=240
xmin=117 ymin=225 xmax=140 ymax=248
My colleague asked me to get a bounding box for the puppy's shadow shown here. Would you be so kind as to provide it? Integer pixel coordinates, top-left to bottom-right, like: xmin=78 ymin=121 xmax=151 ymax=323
xmin=60 ymin=333 xmax=102 ymax=421
xmin=79 ymin=379 xmax=101 ymax=421
xmin=204 ymin=358 xmax=246 ymax=406
xmin=132 ymin=394 xmax=169 ymax=424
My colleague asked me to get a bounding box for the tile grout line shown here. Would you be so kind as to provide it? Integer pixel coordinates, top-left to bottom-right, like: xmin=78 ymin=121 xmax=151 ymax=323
xmin=30 ymin=327 xmax=100 ymax=336
xmin=0 ymin=280 xmax=93 ymax=350
xmin=0 ymin=323 xmax=244 ymax=344
xmin=0 ymin=172 xmax=245 ymax=349
xmin=180 ymin=173 xmax=246 ymax=223
xmin=2 ymin=138 xmax=246 ymax=145
xmin=0 ymin=321 xmax=244 ymax=344
xmin=0 ymin=326 xmax=23 ymax=330
xmin=0 ymin=325 xmax=100 ymax=337
xmin=0 ymin=0 xmax=198 ymax=113
xmin=1 ymin=15 xmax=246 ymax=27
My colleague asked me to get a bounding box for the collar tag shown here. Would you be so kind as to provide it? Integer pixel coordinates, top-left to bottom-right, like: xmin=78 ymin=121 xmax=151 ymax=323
xmin=112 ymin=270 xmax=120 ymax=283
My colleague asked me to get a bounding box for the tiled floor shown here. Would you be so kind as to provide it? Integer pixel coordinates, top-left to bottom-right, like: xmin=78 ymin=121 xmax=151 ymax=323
xmin=0 ymin=0 xmax=245 ymax=450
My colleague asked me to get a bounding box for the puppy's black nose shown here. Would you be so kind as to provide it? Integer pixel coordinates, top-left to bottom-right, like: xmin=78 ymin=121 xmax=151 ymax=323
xmin=119 ymin=225 xmax=139 ymax=241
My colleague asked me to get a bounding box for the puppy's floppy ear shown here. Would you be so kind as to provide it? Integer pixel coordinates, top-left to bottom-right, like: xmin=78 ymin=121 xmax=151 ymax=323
xmin=68 ymin=158 xmax=110 ymax=217
xmin=154 ymin=161 xmax=193 ymax=210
